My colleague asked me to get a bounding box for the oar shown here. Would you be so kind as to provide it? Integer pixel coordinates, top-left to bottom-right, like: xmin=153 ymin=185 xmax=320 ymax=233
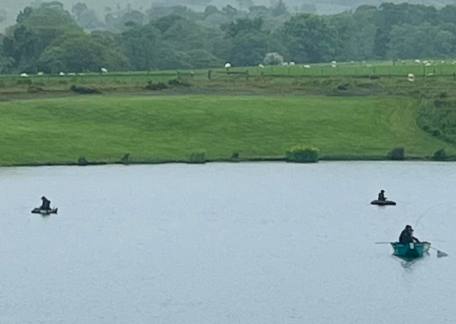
xmin=430 ymin=246 xmax=448 ymax=258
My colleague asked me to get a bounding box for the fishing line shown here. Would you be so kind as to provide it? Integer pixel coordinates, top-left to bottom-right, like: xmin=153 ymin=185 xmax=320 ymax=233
xmin=413 ymin=202 xmax=452 ymax=228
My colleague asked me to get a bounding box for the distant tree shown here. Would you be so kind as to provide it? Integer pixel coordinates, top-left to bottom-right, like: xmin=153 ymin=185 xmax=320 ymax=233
xmin=3 ymin=4 xmax=82 ymax=72
xmin=204 ymin=5 xmax=219 ymax=17
xmin=119 ymin=24 xmax=162 ymax=70
xmin=72 ymin=2 xmax=88 ymax=20
xmin=439 ymin=5 xmax=456 ymax=24
xmin=388 ymin=23 xmax=456 ymax=59
xmin=106 ymin=8 xmax=146 ymax=31
xmin=224 ymin=17 xmax=263 ymax=38
xmin=229 ymin=30 xmax=268 ymax=66
xmin=222 ymin=17 xmax=271 ymax=66
xmin=37 ymin=33 xmax=127 ymax=73
xmin=0 ymin=41 xmax=14 ymax=73
xmin=281 ymin=14 xmax=336 ymax=63
xmin=329 ymin=8 xmax=377 ymax=61
xmin=222 ymin=5 xmax=238 ymax=18
xmin=72 ymin=2 xmax=103 ymax=30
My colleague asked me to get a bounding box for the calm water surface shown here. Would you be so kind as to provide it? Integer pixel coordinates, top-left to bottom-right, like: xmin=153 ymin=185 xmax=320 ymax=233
xmin=0 ymin=162 xmax=455 ymax=323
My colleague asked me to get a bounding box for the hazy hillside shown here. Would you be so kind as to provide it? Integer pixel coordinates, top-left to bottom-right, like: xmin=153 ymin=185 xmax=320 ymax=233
xmin=2 ymin=0 xmax=456 ymax=30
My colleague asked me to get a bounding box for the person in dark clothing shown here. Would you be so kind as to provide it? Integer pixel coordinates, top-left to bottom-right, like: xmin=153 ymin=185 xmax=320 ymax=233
xmin=40 ymin=196 xmax=51 ymax=211
xmin=399 ymin=225 xmax=420 ymax=244
xmin=378 ymin=190 xmax=386 ymax=201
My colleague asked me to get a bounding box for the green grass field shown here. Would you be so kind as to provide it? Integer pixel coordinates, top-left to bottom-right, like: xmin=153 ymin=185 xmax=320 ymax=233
xmin=0 ymin=95 xmax=453 ymax=166
xmin=1 ymin=60 xmax=456 ymax=166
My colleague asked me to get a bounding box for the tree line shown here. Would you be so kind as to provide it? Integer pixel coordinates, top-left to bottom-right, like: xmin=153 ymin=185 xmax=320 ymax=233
xmin=1 ymin=1 xmax=456 ymax=74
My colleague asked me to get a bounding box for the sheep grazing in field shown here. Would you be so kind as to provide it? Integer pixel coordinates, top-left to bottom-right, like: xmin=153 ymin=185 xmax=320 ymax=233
xmin=331 ymin=60 xmax=337 ymax=64
xmin=20 ymin=73 xmax=29 ymax=77
xmin=68 ymin=73 xmax=76 ymax=76
xmin=414 ymin=59 xmax=421 ymax=64
xmin=331 ymin=64 xmax=337 ymax=68
xmin=425 ymin=62 xmax=432 ymax=67
xmin=101 ymin=68 xmax=108 ymax=73
xmin=258 ymin=64 xmax=265 ymax=68
xmin=407 ymin=73 xmax=415 ymax=82
xmin=282 ymin=62 xmax=289 ymax=66
xmin=59 ymin=72 xmax=66 ymax=76
xmin=37 ymin=72 xmax=44 ymax=76
xmin=303 ymin=65 xmax=311 ymax=69
xmin=289 ymin=62 xmax=296 ymax=66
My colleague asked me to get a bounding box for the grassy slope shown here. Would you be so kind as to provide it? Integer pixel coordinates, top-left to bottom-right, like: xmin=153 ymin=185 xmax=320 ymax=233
xmin=0 ymin=95 xmax=453 ymax=165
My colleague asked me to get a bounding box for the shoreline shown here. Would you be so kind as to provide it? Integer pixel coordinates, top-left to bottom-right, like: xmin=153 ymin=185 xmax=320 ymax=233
xmin=0 ymin=156 xmax=453 ymax=168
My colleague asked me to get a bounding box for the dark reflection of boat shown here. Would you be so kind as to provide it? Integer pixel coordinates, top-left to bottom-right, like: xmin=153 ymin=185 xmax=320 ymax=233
xmin=391 ymin=242 xmax=431 ymax=260
xmin=31 ymin=208 xmax=58 ymax=215
xmin=371 ymin=200 xmax=396 ymax=206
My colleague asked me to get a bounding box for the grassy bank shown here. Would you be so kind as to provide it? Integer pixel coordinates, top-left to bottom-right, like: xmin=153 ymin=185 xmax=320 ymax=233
xmin=2 ymin=62 xmax=456 ymax=98
xmin=0 ymin=95 xmax=453 ymax=166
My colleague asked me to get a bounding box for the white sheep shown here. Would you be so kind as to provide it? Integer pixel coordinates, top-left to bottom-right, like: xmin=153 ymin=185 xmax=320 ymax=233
xmin=414 ymin=59 xmax=421 ymax=64
xmin=258 ymin=64 xmax=265 ymax=68
xmin=20 ymin=73 xmax=29 ymax=77
xmin=407 ymin=73 xmax=415 ymax=82
xmin=37 ymin=72 xmax=44 ymax=76
xmin=101 ymin=67 xmax=108 ymax=73
xmin=289 ymin=62 xmax=296 ymax=66
xmin=59 ymin=72 xmax=66 ymax=76
xmin=303 ymin=65 xmax=311 ymax=69
xmin=224 ymin=63 xmax=231 ymax=69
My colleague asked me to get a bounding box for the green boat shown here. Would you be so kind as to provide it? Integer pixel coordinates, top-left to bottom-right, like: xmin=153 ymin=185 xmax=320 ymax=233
xmin=391 ymin=242 xmax=431 ymax=260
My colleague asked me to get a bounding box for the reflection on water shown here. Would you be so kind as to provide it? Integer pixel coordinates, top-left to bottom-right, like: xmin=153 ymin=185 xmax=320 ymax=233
xmin=0 ymin=162 xmax=455 ymax=324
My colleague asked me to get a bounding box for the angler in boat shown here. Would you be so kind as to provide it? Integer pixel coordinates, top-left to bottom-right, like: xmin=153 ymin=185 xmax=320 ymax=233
xmin=31 ymin=196 xmax=58 ymax=215
xmin=399 ymin=225 xmax=420 ymax=244
xmin=40 ymin=196 xmax=52 ymax=211
xmin=371 ymin=189 xmax=396 ymax=205
xmin=391 ymin=225 xmax=429 ymax=260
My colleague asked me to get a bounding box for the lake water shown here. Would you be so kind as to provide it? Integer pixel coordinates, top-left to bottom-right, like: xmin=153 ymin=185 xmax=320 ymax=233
xmin=0 ymin=162 xmax=455 ymax=323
